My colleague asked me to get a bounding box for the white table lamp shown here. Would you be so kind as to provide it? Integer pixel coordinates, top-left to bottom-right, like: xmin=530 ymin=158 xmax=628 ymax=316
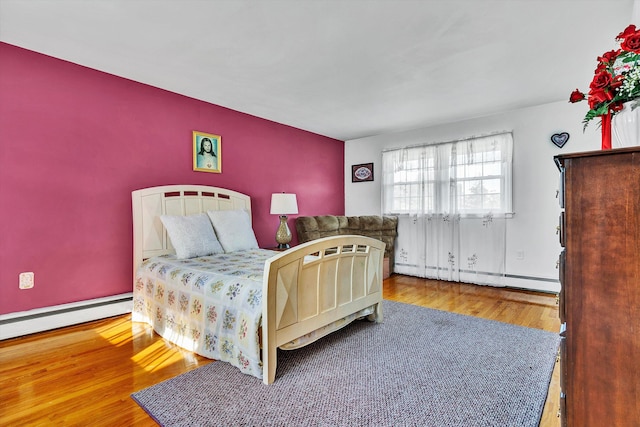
xmin=270 ymin=193 xmax=298 ymax=249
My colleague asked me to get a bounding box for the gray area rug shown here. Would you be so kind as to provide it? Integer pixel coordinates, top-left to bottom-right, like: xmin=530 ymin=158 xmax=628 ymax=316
xmin=132 ymin=300 xmax=559 ymax=427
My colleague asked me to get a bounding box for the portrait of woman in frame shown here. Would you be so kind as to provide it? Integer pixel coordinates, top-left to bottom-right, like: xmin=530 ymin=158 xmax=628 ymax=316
xmin=193 ymin=131 xmax=221 ymax=173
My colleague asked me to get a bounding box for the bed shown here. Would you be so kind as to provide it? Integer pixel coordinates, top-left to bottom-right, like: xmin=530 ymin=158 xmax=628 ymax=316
xmin=131 ymin=185 xmax=385 ymax=384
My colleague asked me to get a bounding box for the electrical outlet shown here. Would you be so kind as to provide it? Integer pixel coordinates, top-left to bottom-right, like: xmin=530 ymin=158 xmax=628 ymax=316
xmin=19 ymin=272 xmax=34 ymax=289
xmin=516 ymin=251 xmax=525 ymax=260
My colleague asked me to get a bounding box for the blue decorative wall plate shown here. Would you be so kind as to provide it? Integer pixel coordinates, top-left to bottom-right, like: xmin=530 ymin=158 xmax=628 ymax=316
xmin=551 ymin=132 xmax=570 ymax=148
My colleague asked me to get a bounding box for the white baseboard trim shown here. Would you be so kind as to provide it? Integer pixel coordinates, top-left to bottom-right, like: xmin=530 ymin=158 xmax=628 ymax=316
xmin=394 ymin=263 xmax=560 ymax=294
xmin=0 ymin=293 xmax=133 ymax=340
xmin=504 ymin=275 xmax=560 ymax=293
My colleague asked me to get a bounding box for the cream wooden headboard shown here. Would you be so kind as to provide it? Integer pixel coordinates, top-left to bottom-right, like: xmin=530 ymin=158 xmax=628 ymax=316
xmin=131 ymin=185 xmax=252 ymax=282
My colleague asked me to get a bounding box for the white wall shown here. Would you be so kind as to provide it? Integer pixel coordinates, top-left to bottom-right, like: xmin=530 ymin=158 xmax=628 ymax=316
xmin=344 ymin=100 xmax=602 ymax=292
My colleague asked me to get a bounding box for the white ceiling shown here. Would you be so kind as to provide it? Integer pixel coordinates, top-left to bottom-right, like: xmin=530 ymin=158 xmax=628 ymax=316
xmin=0 ymin=0 xmax=635 ymax=141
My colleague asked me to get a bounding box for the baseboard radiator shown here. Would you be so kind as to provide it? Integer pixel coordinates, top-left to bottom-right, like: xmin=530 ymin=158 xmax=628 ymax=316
xmin=0 ymin=293 xmax=133 ymax=340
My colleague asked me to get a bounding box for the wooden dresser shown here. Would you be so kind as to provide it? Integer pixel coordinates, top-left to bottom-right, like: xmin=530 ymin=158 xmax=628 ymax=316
xmin=554 ymin=147 xmax=640 ymax=427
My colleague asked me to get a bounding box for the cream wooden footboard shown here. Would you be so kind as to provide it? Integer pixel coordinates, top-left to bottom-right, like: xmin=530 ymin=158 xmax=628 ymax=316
xmin=262 ymin=235 xmax=384 ymax=384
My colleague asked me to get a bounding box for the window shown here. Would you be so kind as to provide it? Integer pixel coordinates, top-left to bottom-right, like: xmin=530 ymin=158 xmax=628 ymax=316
xmin=382 ymin=132 xmax=513 ymax=216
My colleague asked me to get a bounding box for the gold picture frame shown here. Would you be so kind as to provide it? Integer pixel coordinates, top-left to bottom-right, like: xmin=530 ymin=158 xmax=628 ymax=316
xmin=193 ymin=131 xmax=221 ymax=173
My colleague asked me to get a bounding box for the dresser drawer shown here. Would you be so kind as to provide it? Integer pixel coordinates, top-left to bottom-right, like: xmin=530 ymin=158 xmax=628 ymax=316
xmin=558 ymin=212 xmax=565 ymax=247
xmin=559 ymin=392 xmax=567 ymax=427
xmin=559 ymin=328 xmax=567 ymax=392
xmin=558 ymin=169 xmax=565 ymax=208
xmin=558 ymin=250 xmax=565 ymax=323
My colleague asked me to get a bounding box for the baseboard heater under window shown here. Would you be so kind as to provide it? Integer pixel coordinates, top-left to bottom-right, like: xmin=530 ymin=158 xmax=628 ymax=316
xmin=394 ymin=263 xmax=560 ymax=293
xmin=0 ymin=293 xmax=133 ymax=340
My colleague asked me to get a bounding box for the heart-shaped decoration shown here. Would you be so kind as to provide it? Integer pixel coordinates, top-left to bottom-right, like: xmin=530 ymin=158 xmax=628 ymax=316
xmin=551 ymin=132 xmax=570 ymax=148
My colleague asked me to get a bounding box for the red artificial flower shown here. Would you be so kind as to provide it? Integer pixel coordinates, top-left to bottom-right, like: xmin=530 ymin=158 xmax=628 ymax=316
xmin=617 ymin=24 xmax=637 ymax=41
xmin=597 ymin=49 xmax=620 ymax=64
xmin=617 ymin=24 xmax=640 ymax=53
xmin=610 ymin=101 xmax=625 ymax=112
xmin=589 ymin=71 xmax=613 ymax=90
xmin=587 ymin=88 xmax=613 ymax=109
xmin=569 ymin=89 xmax=585 ymax=103
xmin=610 ymin=75 xmax=625 ymax=90
xmin=594 ymin=62 xmax=608 ymax=73
xmin=621 ymin=32 xmax=640 ymax=53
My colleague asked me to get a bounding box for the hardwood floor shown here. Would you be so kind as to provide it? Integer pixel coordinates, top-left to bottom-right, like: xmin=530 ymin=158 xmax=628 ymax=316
xmin=0 ymin=275 xmax=560 ymax=426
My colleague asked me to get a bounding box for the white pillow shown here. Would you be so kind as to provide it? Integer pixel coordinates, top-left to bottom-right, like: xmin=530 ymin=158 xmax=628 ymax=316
xmin=160 ymin=213 xmax=224 ymax=259
xmin=207 ymin=209 xmax=259 ymax=252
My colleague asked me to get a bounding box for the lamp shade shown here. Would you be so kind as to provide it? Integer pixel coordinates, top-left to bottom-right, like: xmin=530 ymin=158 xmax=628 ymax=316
xmin=270 ymin=193 xmax=298 ymax=215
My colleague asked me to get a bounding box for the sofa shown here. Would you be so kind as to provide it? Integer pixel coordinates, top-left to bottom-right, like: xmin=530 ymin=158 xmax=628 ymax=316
xmin=295 ymin=215 xmax=398 ymax=277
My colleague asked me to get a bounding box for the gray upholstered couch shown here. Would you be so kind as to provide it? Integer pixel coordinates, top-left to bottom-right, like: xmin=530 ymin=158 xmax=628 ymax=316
xmin=295 ymin=215 xmax=398 ymax=275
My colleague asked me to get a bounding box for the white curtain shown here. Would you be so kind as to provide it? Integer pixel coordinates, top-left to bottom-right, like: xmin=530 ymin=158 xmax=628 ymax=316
xmin=382 ymin=133 xmax=513 ymax=287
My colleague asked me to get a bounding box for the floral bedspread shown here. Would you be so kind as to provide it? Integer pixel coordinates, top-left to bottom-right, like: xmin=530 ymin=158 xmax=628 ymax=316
xmin=132 ymin=249 xmax=275 ymax=379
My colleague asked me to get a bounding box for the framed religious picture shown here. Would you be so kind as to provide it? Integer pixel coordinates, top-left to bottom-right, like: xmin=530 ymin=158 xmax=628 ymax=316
xmin=351 ymin=163 xmax=374 ymax=182
xmin=193 ymin=131 xmax=221 ymax=173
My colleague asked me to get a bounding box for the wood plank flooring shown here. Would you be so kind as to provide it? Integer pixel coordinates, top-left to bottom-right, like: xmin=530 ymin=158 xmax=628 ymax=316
xmin=0 ymin=275 xmax=560 ymax=426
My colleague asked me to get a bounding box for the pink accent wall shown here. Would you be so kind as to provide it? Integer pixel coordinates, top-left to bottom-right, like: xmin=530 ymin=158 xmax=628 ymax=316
xmin=0 ymin=42 xmax=344 ymax=315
